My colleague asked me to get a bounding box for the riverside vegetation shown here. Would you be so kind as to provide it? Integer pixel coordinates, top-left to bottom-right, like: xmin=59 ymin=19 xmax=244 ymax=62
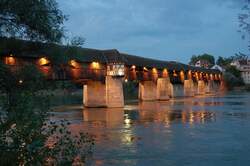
xmin=0 ymin=62 xmax=94 ymax=165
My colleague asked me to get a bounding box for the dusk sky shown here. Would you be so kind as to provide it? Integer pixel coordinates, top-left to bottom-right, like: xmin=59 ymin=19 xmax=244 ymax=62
xmin=59 ymin=0 xmax=248 ymax=63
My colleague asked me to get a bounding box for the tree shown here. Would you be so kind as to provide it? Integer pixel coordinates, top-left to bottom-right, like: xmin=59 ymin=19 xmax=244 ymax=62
xmin=234 ymin=52 xmax=248 ymax=61
xmin=189 ymin=53 xmax=215 ymax=67
xmin=226 ymin=65 xmax=242 ymax=78
xmin=223 ymin=72 xmax=244 ymax=90
xmin=0 ymin=0 xmax=66 ymax=43
xmin=0 ymin=63 xmax=94 ymax=165
xmin=216 ymin=56 xmax=225 ymax=66
xmin=189 ymin=55 xmax=199 ymax=65
xmin=70 ymin=36 xmax=85 ymax=47
xmin=239 ymin=0 xmax=250 ymax=51
xmin=0 ymin=1 xmax=93 ymax=164
xmin=216 ymin=56 xmax=233 ymax=67
xmin=216 ymin=53 xmax=249 ymax=67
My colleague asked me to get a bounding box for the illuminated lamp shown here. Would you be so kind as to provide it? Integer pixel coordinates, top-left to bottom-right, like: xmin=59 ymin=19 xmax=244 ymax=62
xmin=70 ymin=60 xmax=79 ymax=68
xmin=219 ymin=74 xmax=222 ymax=80
xmin=200 ymin=72 xmax=203 ymax=78
xmin=91 ymin=61 xmax=100 ymax=69
xmin=215 ymin=74 xmax=218 ymax=80
xmin=131 ymin=65 xmax=136 ymax=69
xmin=5 ymin=54 xmax=16 ymax=65
xmin=210 ymin=74 xmax=214 ymax=80
xmin=38 ymin=57 xmax=49 ymax=66
xmin=195 ymin=72 xmax=199 ymax=80
xmin=180 ymin=70 xmax=185 ymax=81
xmin=206 ymin=73 xmax=209 ymax=79
xmin=188 ymin=70 xmax=192 ymax=79
xmin=162 ymin=68 xmax=168 ymax=77
xmin=152 ymin=68 xmax=157 ymax=73
xmin=163 ymin=68 xmax=168 ymax=73
xmin=173 ymin=70 xmax=178 ymax=77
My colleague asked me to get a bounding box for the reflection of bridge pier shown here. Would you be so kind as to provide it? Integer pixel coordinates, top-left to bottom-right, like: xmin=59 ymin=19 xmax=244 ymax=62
xmin=137 ymin=100 xmax=216 ymax=124
xmin=83 ymin=108 xmax=124 ymax=124
xmin=138 ymin=101 xmax=172 ymax=122
xmin=206 ymin=80 xmax=216 ymax=94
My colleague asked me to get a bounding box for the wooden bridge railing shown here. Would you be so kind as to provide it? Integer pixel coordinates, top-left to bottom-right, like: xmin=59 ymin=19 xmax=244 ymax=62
xmin=65 ymin=67 xmax=106 ymax=81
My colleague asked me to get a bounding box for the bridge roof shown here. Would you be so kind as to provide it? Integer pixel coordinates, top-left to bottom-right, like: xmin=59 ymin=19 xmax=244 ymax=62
xmin=0 ymin=37 xmax=108 ymax=63
xmin=121 ymin=53 xmax=219 ymax=73
xmin=0 ymin=37 xmax=220 ymax=74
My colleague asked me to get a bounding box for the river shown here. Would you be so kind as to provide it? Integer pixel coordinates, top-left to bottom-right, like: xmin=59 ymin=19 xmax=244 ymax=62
xmin=52 ymin=92 xmax=250 ymax=166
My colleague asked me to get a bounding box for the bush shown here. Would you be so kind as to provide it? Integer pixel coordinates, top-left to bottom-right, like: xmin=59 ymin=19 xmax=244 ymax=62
xmin=226 ymin=66 xmax=242 ymax=78
xmin=0 ymin=62 xmax=94 ymax=165
xmin=223 ymin=72 xmax=244 ymax=90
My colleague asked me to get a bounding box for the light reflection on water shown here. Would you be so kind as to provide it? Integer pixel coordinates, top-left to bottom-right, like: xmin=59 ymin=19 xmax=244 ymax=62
xmin=51 ymin=92 xmax=250 ymax=166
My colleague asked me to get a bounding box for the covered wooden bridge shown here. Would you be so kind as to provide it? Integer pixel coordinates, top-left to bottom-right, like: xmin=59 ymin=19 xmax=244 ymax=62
xmin=0 ymin=37 xmax=222 ymax=108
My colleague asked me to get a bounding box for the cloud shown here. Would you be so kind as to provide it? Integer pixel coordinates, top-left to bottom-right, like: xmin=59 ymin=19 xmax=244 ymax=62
xmin=58 ymin=0 xmax=248 ymax=63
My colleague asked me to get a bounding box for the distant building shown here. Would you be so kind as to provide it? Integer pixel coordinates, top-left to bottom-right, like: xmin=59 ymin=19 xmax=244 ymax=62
xmin=211 ymin=64 xmax=225 ymax=72
xmin=231 ymin=59 xmax=250 ymax=84
xmin=195 ymin=59 xmax=211 ymax=68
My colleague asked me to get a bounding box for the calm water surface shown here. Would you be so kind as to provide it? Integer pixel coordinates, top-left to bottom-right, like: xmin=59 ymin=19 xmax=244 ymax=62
xmin=52 ymin=92 xmax=250 ymax=166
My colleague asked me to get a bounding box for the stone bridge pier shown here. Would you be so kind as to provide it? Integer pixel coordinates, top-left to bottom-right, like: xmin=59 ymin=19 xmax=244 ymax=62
xmin=138 ymin=77 xmax=221 ymax=101
xmin=197 ymin=80 xmax=206 ymax=95
xmin=138 ymin=81 xmax=157 ymax=101
xmin=83 ymin=76 xmax=124 ymax=108
xmin=157 ymin=78 xmax=172 ymax=100
xmin=139 ymin=78 xmax=173 ymax=101
xmin=84 ymin=76 xmax=222 ymax=107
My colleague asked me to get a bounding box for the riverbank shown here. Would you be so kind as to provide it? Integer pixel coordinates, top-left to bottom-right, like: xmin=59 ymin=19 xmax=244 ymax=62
xmin=233 ymin=85 xmax=250 ymax=91
xmin=44 ymin=84 xmax=250 ymax=107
